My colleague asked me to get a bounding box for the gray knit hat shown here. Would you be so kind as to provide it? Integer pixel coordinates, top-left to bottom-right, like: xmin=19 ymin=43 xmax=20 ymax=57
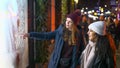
xmin=88 ymin=21 xmax=106 ymax=35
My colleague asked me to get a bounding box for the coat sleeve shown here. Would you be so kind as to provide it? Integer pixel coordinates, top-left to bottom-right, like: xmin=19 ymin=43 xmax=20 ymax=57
xmin=29 ymin=31 xmax=56 ymax=40
xmin=29 ymin=24 xmax=63 ymax=40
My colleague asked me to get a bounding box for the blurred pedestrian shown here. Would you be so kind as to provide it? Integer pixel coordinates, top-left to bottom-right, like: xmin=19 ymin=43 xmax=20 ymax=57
xmin=98 ymin=15 xmax=105 ymax=21
xmin=79 ymin=14 xmax=89 ymax=45
xmin=115 ymin=21 xmax=120 ymax=49
xmin=87 ymin=17 xmax=93 ymax=25
xmin=106 ymin=16 xmax=116 ymax=37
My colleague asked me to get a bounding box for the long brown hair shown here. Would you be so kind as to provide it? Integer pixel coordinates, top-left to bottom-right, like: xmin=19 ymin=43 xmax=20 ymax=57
xmin=71 ymin=24 xmax=79 ymax=45
xmin=63 ymin=23 xmax=79 ymax=46
xmin=94 ymin=33 xmax=116 ymax=68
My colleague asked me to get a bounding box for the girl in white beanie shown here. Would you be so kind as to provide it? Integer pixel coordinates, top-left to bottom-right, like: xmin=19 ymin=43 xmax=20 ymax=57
xmin=80 ymin=21 xmax=116 ymax=68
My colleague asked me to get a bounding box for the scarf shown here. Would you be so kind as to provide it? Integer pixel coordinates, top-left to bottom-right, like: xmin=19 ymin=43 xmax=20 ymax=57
xmin=80 ymin=41 xmax=96 ymax=68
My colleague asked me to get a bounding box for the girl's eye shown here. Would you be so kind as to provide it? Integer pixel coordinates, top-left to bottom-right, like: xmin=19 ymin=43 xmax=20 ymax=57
xmin=89 ymin=29 xmax=93 ymax=32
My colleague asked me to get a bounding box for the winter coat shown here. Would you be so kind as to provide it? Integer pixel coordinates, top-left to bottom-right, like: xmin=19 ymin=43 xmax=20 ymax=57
xmin=92 ymin=53 xmax=115 ymax=68
xmin=107 ymin=23 xmax=116 ymax=35
xmin=80 ymin=40 xmax=115 ymax=68
xmin=116 ymin=23 xmax=120 ymax=40
xmin=81 ymin=49 xmax=115 ymax=68
xmin=29 ymin=24 xmax=84 ymax=68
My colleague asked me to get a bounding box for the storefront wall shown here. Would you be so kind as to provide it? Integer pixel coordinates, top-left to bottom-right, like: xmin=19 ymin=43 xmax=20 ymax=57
xmin=16 ymin=0 xmax=28 ymax=68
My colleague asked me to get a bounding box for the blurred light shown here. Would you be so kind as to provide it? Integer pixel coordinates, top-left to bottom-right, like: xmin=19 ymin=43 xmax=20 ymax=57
xmin=99 ymin=7 xmax=101 ymax=9
xmin=81 ymin=9 xmax=84 ymax=12
xmin=116 ymin=1 xmax=118 ymax=4
xmin=84 ymin=12 xmax=87 ymax=14
xmin=88 ymin=11 xmax=92 ymax=14
xmin=100 ymin=13 xmax=104 ymax=15
xmin=105 ymin=11 xmax=111 ymax=14
xmin=92 ymin=10 xmax=94 ymax=12
xmin=97 ymin=13 xmax=100 ymax=15
xmin=117 ymin=13 xmax=120 ymax=20
xmin=96 ymin=10 xmax=100 ymax=12
xmin=82 ymin=8 xmax=84 ymax=10
xmin=74 ymin=0 xmax=79 ymax=4
xmin=94 ymin=12 xmax=97 ymax=16
xmin=100 ymin=8 xmax=104 ymax=12
xmin=105 ymin=5 xmax=107 ymax=7
xmin=88 ymin=14 xmax=98 ymax=20
xmin=115 ymin=8 xmax=118 ymax=11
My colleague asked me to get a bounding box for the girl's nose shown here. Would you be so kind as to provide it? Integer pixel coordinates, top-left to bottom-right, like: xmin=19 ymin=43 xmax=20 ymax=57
xmin=87 ymin=31 xmax=89 ymax=35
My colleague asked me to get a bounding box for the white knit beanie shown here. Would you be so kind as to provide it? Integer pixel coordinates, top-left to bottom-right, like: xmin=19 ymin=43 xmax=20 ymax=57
xmin=88 ymin=21 xmax=106 ymax=35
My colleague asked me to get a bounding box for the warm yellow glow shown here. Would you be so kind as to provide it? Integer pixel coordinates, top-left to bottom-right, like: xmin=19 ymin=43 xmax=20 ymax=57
xmin=74 ymin=0 xmax=78 ymax=4
xmin=94 ymin=12 xmax=97 ymax=16
xmin=100 ymin=8 xmax=104 ymax=12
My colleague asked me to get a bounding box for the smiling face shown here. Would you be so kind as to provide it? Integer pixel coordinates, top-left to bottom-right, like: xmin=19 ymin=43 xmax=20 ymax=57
xmin=87 ymin=29 xmax=98 ymax=42
xmin=65 ymin=18 xmax=73 ymax=31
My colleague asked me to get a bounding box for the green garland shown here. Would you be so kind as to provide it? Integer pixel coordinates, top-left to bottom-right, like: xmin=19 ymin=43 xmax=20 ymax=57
xmin=35 ymin=0 xmax=49 ymax=64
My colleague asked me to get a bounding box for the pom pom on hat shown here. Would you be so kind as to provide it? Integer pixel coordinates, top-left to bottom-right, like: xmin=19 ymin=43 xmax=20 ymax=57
xmin=74 ymin=9 xmax=81 ymax=16
xmin=88 ymin=21 xmax=106 ymax=35
xmin=67 ymin=9 xmax=81 ymax=25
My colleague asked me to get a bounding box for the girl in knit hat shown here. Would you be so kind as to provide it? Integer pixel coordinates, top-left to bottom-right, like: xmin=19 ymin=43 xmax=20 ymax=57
xmin=22 ymin=10 xmax=85 ymax=68
xmin=80 ymin=21 xmax=116 ymax=68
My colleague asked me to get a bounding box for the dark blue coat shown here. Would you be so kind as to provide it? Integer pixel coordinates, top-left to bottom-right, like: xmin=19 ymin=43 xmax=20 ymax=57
xmin=29 ymin=24 xmax=84 ymax=68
